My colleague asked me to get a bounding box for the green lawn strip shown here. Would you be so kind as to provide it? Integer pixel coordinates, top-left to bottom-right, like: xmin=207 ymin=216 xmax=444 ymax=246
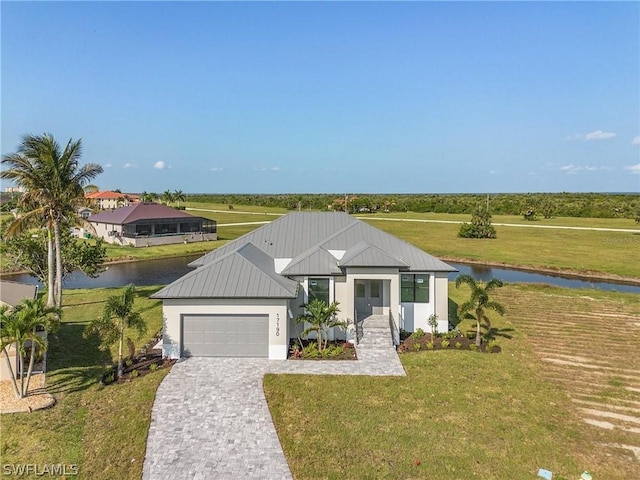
xmin=363 ymin=218 xmax=639 ymax=279
xmin=0 ymin=286 xmax=166 ymax=480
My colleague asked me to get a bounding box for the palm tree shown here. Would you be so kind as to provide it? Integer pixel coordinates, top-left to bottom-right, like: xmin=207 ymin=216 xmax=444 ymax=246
xmin=0 ymin=305 xmax=21 ymax=398
xmin=173 ymin=189 xmax=186 ymax=208
xmin=84 ymin=284 xmax=146 ymax=378
xmin=0 ymin=299 xmax=60 ymax=398
xmin=296 ymin=299 xmax=343 ymax=351
xmin=161 ymin=190 xmax=174 ymax=206
xmin=1 ymin=133 xmax=103 ymax=307
xmin=455 ymin=275 xmax=505 ymax=347
xmin=140 ymin=191 xmax=156 ymax=202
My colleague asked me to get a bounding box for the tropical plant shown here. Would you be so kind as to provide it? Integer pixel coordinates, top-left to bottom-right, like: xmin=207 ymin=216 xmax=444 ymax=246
xmin=0 ymin=298 xmax=61 ymax=398
xmin=140 ymin=191 xmax=157 ymax=202
xmin=84 ymin=284 xmax=146 ymax=378
xmin=458 ymin=205 xmax=497 ymax=239
xmin=455 ymin=274 xmax=505 ymax=347
xmin=296 ymin=299 xmax=343 ymax=352
xmin=427 ymin=313 xmax=439 ymax=341
xmin=173 ymin=190 xmax=186 ymax=207
xmin=1 ymin=133 xmax=103 ymax=307
xmin=161 ymin=190 xmax=174 ymax=206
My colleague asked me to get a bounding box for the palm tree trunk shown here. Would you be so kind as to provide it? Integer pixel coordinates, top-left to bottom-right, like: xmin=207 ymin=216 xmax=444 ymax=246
xmin=24 ymin=330 xmax=37 ymax=395
xmin=19 ymin=352 xmax=25 ymax=398
xmin=475 ymin=309 xmax=482 ymax=347
xmin=2 ymin=347 xmax=21 ymax=399
xmin=54 ymin=221 xmax=63 ymax=308
xmin=117 ymin=325 xmax=124 ymax=378
xmin=46 ymin=229 xmax=55 ymax=307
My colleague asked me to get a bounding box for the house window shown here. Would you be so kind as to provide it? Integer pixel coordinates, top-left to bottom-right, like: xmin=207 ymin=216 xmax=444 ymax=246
xmin=370 ymin=280 xmax=380 ymax=298
xmin=308 ymin=278 xmax=330 ymax=304
xmin=400 ymin=274 xmax=430 ymax=303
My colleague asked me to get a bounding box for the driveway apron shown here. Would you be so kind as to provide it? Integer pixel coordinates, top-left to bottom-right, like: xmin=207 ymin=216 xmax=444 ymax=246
xmin=142 ymin=358 xmax=292 ymax=480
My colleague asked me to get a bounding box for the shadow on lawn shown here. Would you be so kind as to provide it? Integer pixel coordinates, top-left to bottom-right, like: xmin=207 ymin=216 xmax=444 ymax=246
xmin=47 ymin=366 xmax=104 ymax=395
xmin=47 ymin=322 xmax=112 ymax=371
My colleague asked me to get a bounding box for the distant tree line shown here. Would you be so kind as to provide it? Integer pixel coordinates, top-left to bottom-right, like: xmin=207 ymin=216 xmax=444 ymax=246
xmin=187 ymin=193 xmax=639 ymax=219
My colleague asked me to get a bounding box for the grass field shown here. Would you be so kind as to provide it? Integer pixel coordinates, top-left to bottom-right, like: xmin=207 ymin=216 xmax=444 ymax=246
xmin=0 ymin=286 xmax=166 ymax=480
xmin=265 ymin=284 xmax=640 ymax=479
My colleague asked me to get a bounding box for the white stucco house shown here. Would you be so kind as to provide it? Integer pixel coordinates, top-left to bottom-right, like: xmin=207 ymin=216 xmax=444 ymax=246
xmin=152 ymin=212 xmax=456 ymax=360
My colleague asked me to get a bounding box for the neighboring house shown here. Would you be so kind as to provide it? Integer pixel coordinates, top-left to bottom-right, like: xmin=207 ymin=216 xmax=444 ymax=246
xmin=88 ymin=202 xmax=217 ymax=247
xmin=85 ymin=190 xmax=139 ymax=210
xmin=77 ymin=206 xmax=94 ymax=219
xmin=153 ymin=212 xmax=456 ymax=360
xmin=0 ymin=281 xmax=39 ymax=381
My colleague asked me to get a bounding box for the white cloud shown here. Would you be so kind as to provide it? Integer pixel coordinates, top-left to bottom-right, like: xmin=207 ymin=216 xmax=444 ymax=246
xmin=254 ymin=166 xmax=281 ymax=172
xmin=270 ymin=166 xmax=280 ymax=171
xmin=489 ymin=170 xmax=500 ymax=175
xmin=560 ymin=164 xmax=613 ymax=175
xmin=565 ymin=130 xmax=617 ymax=141
xmin=624 ymin=163 xmax=640 ymax=174
xmin=104 ymin=163 xmax=112 ymax=168
xmin=585 ymin=130 xmax=616 ymax=141
xmin=632 ymin=136 xmax=640 ymax=145
xmin=210 ymin=167 xmax=224 ymax=172
xmin=154 ymin=161 xmax=166 ymax=170
xmin=123 ymin=163 xmax=137 ymax=169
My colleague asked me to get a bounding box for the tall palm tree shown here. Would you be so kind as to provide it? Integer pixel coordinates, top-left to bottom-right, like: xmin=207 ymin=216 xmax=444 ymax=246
xmin=455 ymin=275 xmax=505 ymax=347
xmin=173 ymin=189 xmax=186 ymax=207
xmin=0 ymin=305 xmax=21 ymax=398
xmin=161 ymin=190 xmax=174 ymax=206
xmin=1 ymin=133 xmax=103 ymax=307
xmin=84 ymin=284 xmax=146 ymax=378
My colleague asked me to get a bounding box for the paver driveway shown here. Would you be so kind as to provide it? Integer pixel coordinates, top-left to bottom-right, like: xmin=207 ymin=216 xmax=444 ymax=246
xmin=142 ymin=358 xmax=292 ymax=480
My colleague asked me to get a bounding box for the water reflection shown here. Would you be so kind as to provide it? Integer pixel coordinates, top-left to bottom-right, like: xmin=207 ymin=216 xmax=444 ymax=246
xmin=2 ymin=255 xmax=639 ymax=294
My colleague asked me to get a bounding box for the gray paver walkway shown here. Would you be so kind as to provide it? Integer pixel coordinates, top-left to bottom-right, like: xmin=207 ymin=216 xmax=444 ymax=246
xmin=143 ymin=324 xmax=405 ymax=479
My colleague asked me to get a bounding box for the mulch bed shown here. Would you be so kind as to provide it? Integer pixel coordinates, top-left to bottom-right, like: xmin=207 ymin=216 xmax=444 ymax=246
xmin=398 ymin=333 xmax=501 ymax=353
xmin=102 ymin=350 xmax=176 ymax=385
xmin=288 ymin=340 xmax=357 ymax=360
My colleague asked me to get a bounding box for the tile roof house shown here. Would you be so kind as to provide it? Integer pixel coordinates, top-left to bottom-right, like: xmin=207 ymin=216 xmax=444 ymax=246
xmin=85 ymin=190 xmax=139 ymax=210
xmin=88 ymin=202 xmax=217 ymax=247
xmin=153 ymin=212 xmax=456 ymax=360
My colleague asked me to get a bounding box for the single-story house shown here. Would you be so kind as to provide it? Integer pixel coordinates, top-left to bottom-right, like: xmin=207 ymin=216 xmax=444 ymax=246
xmin=85 ymin=190 xmax=139 ymax=210
xmin=0 ymin=281 xmax=40 ymax=381
xmin=152 ymin=212 xmax=456 ymax=360
xmin=88 ymin=202 xmax=217 ymax=247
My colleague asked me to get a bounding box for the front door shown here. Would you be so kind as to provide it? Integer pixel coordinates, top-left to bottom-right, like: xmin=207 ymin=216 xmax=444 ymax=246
xmin=355 ymin=280 xmax=383 ymax=320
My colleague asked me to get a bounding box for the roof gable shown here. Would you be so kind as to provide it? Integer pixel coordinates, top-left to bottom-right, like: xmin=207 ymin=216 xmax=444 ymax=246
xmin=88 ymin=202 xmax=197 ymax=225
xmin=339 ymin=241 xmax=408 ymax=268
xmin=152 ymin=242 xmax=298 ymax=299
xmin=281 ymin=245 xmax=342 ymax=276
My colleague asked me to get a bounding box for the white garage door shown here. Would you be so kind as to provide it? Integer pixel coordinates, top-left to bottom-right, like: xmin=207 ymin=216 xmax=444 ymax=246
xmin=182 ymin=314 xmax=269 ymax=357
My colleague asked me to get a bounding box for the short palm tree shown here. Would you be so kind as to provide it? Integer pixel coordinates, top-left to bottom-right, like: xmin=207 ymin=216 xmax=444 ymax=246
xmin=84 ymin=284 xmax=146 ymax=378
xmin=1 ymin=133 xmax=103 ymax=307
xmin=0 ymin=299 xmax=61 ymax=398
xmin=161 ymin=190 xmax=174 ymax=206
xmin=455 ymin=274 xmax=505 ymax=347
xmin=296 ymin=299 xmax=343 ymax=351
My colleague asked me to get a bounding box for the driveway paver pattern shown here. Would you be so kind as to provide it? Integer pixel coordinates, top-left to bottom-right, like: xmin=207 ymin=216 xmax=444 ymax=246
xmin=143 ymin=338 xmax=405 ymax=479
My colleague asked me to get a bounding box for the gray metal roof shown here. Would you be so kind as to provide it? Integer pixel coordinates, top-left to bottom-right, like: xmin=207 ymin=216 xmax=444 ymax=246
xmin=339 ymin=241 xmax=409 ymax=268
xmin=190 ymin=212 xmax=455 ymax=273
xmin=0 ymin=281 xmax=38 ymax=307
xmin=152 ymin=242 xmax=298 ymax=299
xmin=281 ymin=245 xmax=342 ymax=276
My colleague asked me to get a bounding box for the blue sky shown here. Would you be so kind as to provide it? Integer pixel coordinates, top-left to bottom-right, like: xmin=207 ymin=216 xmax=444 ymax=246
xmin=2 ymin=1 xmax=639 ymax=194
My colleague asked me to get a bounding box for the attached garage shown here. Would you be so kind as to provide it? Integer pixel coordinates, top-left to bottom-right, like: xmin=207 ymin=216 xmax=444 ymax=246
xmin=182 ymin=314 xmax=269 ymax=358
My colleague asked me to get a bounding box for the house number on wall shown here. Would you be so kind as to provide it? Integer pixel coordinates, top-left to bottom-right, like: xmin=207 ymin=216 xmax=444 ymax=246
xmin=276 ymin=313 xmax=280 ymax=336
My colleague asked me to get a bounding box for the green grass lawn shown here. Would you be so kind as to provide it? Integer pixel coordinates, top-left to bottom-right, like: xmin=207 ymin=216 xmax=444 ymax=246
xmin=265 ymin=284 xmax=640 ymax=480
xmin=0 ymin=286 xmax=167 ymax=480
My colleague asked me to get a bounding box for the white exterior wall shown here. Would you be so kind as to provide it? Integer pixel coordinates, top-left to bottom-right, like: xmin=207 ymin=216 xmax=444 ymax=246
xmin=161 ymin=298 xmax=290 ymax=360
xmin=434 ymin=273 xmax=450 ymax=332
xmin=340 ymin=267 xmax=400 ymax=323
xmin=90 ymin=222 xmax=216 ymax=247
xmin=399 ymin=273 xmax=450 ymax=333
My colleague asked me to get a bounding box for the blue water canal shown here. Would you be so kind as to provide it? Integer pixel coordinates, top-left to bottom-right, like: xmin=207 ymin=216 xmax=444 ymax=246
xmin=2 ymin=254 xmax=639 ymax=294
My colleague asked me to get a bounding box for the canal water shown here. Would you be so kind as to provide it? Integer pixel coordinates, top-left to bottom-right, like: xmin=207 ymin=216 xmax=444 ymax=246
xmin=2 ymin=254 xmax=639 ymax=294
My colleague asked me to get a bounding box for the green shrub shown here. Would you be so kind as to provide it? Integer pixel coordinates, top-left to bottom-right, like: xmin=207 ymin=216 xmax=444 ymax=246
xmin=413 ymin=342 xmax=422 ymax=351
xmin=469 ymin=344 xmax=478 ymax=351
xmin=130 ymin=369 xmax=139 ymax=378
xmin=426 ymin=341 xmax=435 ymax=350
xmin=125 ymin=359 xmax=133 ymax=367
xmin=411 ymin=328 xmax=425 ymax=339
xmin=485 ymin=340 xmax=499 ymax=352
xmin=454 ymin=342 xmax=462 ymax=349
xmin=322 ymin=344 xmax=344 ymax=357
xmin=149 ymin=363 xmax=159 ymax=371
xmin=302 ymin=342 xmax=320 ymax=358
xmin=440 ymin=340 xmax=450 ymax=349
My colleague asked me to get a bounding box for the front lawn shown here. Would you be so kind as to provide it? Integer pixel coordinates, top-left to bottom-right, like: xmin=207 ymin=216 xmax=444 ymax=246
xmin=264 ymin=284 xmax=640 ymax=480
xmin=0 ymin=286 xmax=167 ymax=480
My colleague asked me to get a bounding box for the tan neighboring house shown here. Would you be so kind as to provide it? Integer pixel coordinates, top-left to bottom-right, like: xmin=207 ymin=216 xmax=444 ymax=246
xmin=88 ymin=202 xmax=217 ymax=247
xmin=85 ymin=190 xmax=140 ymax=210
xmin=0 ymin=281 xmax=39 ymax=381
